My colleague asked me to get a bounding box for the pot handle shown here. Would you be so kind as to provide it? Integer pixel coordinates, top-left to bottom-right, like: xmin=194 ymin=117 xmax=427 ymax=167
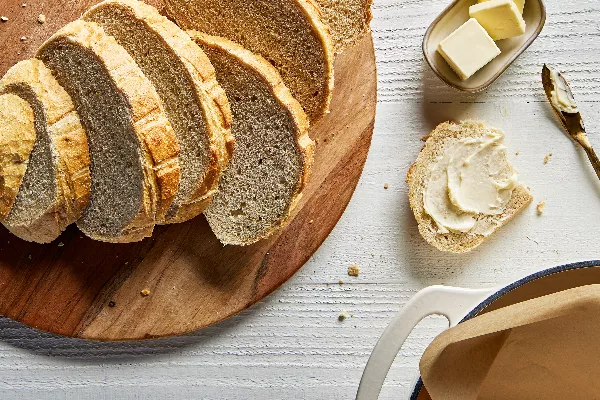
xmin=356 ymin=285 xmax=496 ymax=400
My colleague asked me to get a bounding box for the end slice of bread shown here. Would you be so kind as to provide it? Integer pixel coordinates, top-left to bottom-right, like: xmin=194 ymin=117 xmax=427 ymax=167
xmin=313 ymin=0 xmax=373 ymax=52
xmin=37 ymin=20 xmax=181 ymax=243
xmin=0 ymin=93 xmax=36 ymax=221
xmin=84 ymin=0 xmax=234 ymax=225
xmin=407 ymin=120 xmax=532 ymax=254
xmin=190 ymin=32 xmax=315 ymax=245
xmin=164 ymin=0 xmax=335 ymax=123
xmin=0 ymin=59 xmax=91 ymax=243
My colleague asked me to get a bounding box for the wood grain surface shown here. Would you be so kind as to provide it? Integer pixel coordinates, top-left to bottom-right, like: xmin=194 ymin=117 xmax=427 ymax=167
xmin=0 ymin=0 xmax=377 ymax=340
xmin=0 ymin=0 xmax=599 ymax=399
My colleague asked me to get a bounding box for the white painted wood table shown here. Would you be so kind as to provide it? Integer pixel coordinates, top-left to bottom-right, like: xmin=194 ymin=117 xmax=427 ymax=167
xmin=0 ymin=0 xmax=599 ymax=398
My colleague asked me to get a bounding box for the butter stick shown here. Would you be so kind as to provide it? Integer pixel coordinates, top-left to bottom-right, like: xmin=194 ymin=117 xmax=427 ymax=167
xmin=437 ymin=19 xmax=501 ymax=81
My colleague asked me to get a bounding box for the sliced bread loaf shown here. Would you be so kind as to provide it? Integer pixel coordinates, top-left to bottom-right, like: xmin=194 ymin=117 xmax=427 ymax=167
xmin=164 ymin=0 xmax=335 ymax=123
xmin=190 ymin=32 xmax=314 ymax=245
xmin=83 ymin=0 xmax=234 ymax=224
xmin=407 ymin=120 xmax=532 ymax=253
xmin=37 ymin=20 xmax=181 ymax=243
xmin=0 ymin=93 xmax=36 ymax=221
xmin=314 ymin=0 xmax=373 ymax=52
xmin=0 ymin=59 xmax=90 ymax=243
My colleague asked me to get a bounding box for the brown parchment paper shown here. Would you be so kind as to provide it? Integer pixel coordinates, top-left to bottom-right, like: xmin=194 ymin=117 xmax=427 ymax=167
xmin=420 ymin=284 xmax=600 ymax=400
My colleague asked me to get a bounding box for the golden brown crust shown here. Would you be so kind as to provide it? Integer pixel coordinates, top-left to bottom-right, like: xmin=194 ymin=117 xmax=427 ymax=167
xmin=0 ymin=94 xmax=36 ymax=221
xmin=0 ymin=59 xmax=91 ymax=243
xmin=296 ymin=0 xmax=335 ymax=120
xmin=190 ymin=32 xmax=315 ymax=245
xmin=39 ymin=20 xmax=181 ymax=242
xmin=85 ymin=0 xmax=233 ymax=225
xmin=407 ymin=120 xmax=533 ymax=253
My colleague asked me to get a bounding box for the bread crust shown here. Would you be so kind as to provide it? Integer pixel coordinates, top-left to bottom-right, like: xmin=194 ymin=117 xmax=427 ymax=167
xmin=38 ymin=20 xmax=181 ymax=242
xmin=0 ymin=59 xmax=91 ymax=243
xmin=407 ymin=120 xmax=532 ymax=253
xmin=190 ymin=32 xmax=315 ymax=245
xmin=84 ymin=0 xmax=234 ymax=225
xmin=164 ymin=0 xmax=335 ymax=123
xmin=0 ymin=94 xmax=36 ymax=221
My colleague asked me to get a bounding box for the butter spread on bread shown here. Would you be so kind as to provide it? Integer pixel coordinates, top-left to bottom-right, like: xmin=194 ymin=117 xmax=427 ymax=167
xmin=424 ymin=128 xmax=519 ymax=235
xmin=407 ymin=120 xmax=532 ymax=253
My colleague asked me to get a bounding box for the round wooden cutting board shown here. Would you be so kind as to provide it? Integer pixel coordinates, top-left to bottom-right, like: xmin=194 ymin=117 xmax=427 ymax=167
xmin=0 ymin=0 xmax=377 ymax=340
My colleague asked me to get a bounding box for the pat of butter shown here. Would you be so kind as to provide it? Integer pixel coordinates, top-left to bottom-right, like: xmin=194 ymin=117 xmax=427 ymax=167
xmin=470 ymin=0 xmax=526 ymax=41
xmin=437 ymin=19 xmax=501 ymax=81
xmin=479 ymin=0 xmax=525 ymax=14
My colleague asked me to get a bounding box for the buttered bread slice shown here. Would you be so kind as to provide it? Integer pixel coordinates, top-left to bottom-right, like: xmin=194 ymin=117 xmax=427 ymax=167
xmin=0 ymin=94 xmax=36 ymax=221
xmin=0 ymin=59 xmax=90 ymax=243
xmin=165 ymin=0 xmax=334 ymax=123
xmin=84 ymin=0 xmax=234 ymax=224
xmin=407 ymin=120 xmax=532 ymax=253
xmin=191 ymin=32 xmax=314 ymax=245
xmin=38 ymin=20 xmax=181 ymax=243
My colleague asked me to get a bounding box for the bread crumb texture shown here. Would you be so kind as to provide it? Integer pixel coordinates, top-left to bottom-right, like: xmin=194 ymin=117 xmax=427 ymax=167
xmin=348 ymin=264 xmax=360 ymax=277
xmin=537 ymin=201 xmax=546 ymax=215
xmin=338 ymin=311 xmax=349 ymax=321
xmin=38 ymin=14 xmax=46 ymax=24
xmin=407 ymin=120 xmax=533 ymax=254
xmin=141 ymin=289 xmax=150 ymax=297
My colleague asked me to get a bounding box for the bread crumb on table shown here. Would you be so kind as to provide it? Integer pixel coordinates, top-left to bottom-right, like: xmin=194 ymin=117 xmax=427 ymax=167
xmin=0 ymin=16 xmax=8 ymax=22
xmin=141 ymin=289 xmax=151 ymax=297
xmin=383 ymin=183 xmax=389 ymax=189
xmin=515 ymin=152 xmax=520 ymax=156
xmin=338 ymin=311 xmax=349 ymax=321
xmin=348 ymin=264 xmax=360 ymax=277
xmin=338 ymin=280 xmax=344 ymax=285
xmin=537 ymin=201 xmax=546 ymax=215
xmin=38 ymin=14 xmax=46 ymax=24
xmin=20 ymin=36 xmax=27 ymax=42
xmin=544 ymin=153 xmax=553 ymax=164
xmin=58 ymin=242 xmax=64 ymax=247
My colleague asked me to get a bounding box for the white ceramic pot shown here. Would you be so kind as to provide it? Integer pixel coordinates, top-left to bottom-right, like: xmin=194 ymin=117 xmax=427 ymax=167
xmin=356 ymin=260 xmax=600 ymax=400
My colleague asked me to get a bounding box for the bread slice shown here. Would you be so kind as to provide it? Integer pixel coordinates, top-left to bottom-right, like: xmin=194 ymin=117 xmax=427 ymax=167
xmin=83 ymin=0 xmax=234 ymax=224
xmin=37 ymin=20 xmax=181 ymax=243
xmin=0 ymin=93 xmax=36 ymax=221
xmin=190 ymin=32 xmax=314 ymax=245
xmin=313 ymin=0 xmax=373 ymax=52
xmin=0 ymin=59 xmax=90 ymax=243
xmin=164 ymin=0 xmax=335 ymax=123
xmin=407 ymin=120 xmax=532 ymax=254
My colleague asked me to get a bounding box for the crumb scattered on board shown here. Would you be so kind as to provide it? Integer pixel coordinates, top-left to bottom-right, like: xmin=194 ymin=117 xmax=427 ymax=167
xmin=338 ymin=280 xmax=344 ymax=285
xmin=383 ymin=183 xmax=389 ymax=189
xmin=141 ymin=289 xmax=151 ymax=297
xmin=58 ymin=242 xmax=64 ymax=247
xmin=308 ymin=220 xmax=314 ymax=224
xmin=544 ymin=153 xmax=553 ymax=164
xmin=348 ymin=264 xmax=360 ymax=277
xmin=20 ymin=36 xmax=27 ymax=42
xmin=537 ymin=201 xmax=546 ymax=215
xmin=1 ymin=16 xmax=8 ymax=22
xmin=38 ymin=14 xmax=46 ymax=24
xmin=338 ymin=311 xmax=349 ymax=321
xmin=515 ymin=152 xmax=520 ymax=156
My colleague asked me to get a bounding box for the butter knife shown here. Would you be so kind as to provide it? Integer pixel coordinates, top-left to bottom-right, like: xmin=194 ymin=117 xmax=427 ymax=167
xmin=542 ymin=64 xmax=600 ymax=181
